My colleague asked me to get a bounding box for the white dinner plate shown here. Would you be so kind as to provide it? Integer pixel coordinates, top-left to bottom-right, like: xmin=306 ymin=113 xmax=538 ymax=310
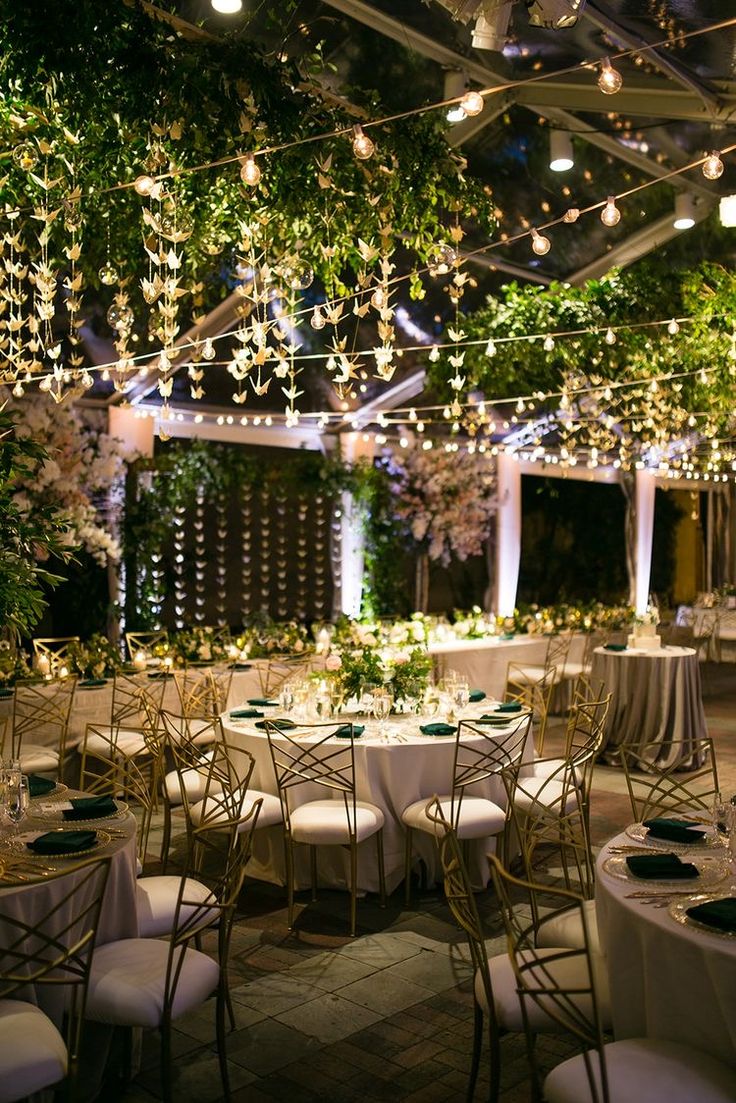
xmin=603 ymin=853 xmax=729 ymax=887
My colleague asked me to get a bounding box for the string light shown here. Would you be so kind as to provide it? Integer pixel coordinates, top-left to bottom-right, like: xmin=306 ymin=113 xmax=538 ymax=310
xmin=667 ymin=319 xmax=680 ymax=335
xmin=134 ymin=174 xmax=155 ymax=196
xmin=601 ymin=195 xmax=621 ymax=226
xmin=351 ymin=124 xmax=375 ymax=160
xmin=530 ymin=228 xmax=551 ymax=255
xmin=460 ymin=90 xmax=484 ymax=116
xmin=604 ymin=327 xmax=617 ymax=345
xmin=563 ymin=207 xmax=580 ymax=223
xmin=597 ymin=57 xmax=623 ymax=95
xmin=485 ymin=339 xmax=496 ymax=356
xmin=310 ymin=306 xmax=325 ymax=330
xmin=702 ymin=150 xmax=724 ymax=180
xmin=428 ymin=345 xmax=440 ymax=362
xmin=240 ymin=153 xmax=261 ymax=186
xmin=543 ymin=334 xmax=555 ymax=351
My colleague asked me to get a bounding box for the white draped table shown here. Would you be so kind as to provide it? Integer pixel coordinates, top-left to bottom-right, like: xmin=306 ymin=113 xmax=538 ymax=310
xmin=222 ymin=706 xmax=534 ymax=895
xmin=590 ymin=645 xmax=707 ymax=769
xmin=428 ymin=633 xmax=586 ymax=699
xmin=596 ymin=829 xmax=736 ymax=1068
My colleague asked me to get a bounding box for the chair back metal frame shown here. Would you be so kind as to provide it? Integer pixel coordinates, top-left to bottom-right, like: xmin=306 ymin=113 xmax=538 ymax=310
xmin=620 ymin=737 xmax=719 ymax=823
xmin=11 ymin=676 xmax=78 ymax=779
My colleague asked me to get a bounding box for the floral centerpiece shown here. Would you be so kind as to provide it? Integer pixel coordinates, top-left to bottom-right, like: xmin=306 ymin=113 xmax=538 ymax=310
xmin=170 ymin=626 xmax=230 ymax=665
xmin=451 ymin=606 xmax=497 ymax=639
xmin=330 ymin=644 xmax=432 ymax=706
xmin=67 ymin=634 xmax=122 ymax=680
xmin=0 ymin=642 xmax=33 ymax=687
xmin=232 ymin=618 xmax=313 ymax=660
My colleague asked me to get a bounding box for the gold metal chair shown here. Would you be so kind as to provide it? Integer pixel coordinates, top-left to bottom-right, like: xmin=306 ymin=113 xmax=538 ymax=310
xmin=32 ymin=636 xmax=79 ymax=675
xmin=84 ymin=800 xmax=261 ymax=1103
xmin=11 ymin=676 xmax=78 ymax=780
xmin=0 ymin=855 xmax=111 ymax=1103
xmin=488 ymin=852 xmax=736 ymax=1103
xmin=174 ymin=664 xmax=234 ymax=725
xmin=124 ymin=629 xmax=169 ymax=661
xmin=265 ymin=720 xmax=386 ymax=937
xmin=504 ymin=662 xmax=557 ymax=755
xmin=258 ymin=656 xmax=312 ymax=699
xmin=620 ymin=737 xmax=719 ymax=823
xmin=401 ymin=713 xmax=532 ymax=905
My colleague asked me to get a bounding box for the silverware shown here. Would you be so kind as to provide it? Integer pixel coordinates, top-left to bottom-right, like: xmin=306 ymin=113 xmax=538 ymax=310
xmin=625 ymin=889 xmax=697 ymax=898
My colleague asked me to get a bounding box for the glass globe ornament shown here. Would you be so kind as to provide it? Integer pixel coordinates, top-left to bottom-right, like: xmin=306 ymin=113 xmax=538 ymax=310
xmin=98 ymin=261 xmax=120 ymax=286
xmin=284 ymin=259 xmax=314 ymax=291
xmin=13 ymin=142 xmax=38 ymax=171
xmin=159 ymin=207 xmax=193 ymax=240
xmin=63 ymin=200 xmax=83 ymax=231
xmin=460 ymin=90 xmax=484 ymax=117
xmin=428 ymin=243 xmax=458 ymax=276
xmin=107 ymin=302 xmax=134 ymax=333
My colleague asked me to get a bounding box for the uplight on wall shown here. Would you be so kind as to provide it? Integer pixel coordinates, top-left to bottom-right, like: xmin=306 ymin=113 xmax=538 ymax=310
xmin=549 ymin=129 xmax=574 ymax=172
xmin=720 ymin=194 xmax=736 ymax=227
xmin=444 ymin=70 xmax=467 ymax=123
xmin=673 ymin=193 xmax=696 ymax=231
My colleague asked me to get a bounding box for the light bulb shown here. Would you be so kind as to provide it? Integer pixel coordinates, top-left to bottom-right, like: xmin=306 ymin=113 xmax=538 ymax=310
xmin=485 ymin=339 xmax=496 ymax=356
xmin=428 ymin=345 xmax=440 ymax=362
xmin=460 ymin=90 xmax=484 ymax=117
xmin=134 ymin=174 xmax=155 ymax=196
xmin=311 ymin=307 xmax=325 ymax=330
xmin=600 ymin=196 xmax=621 ymax=227
xmin=668 ymin=319 xmax=680 ymax=335
xmin=352 ymin=125 xmax=374 ymax=160
xmin=543 ymin=335 xmax=555 ymax=352
xmin=211 ymin=0 xmax=242 ymax=11
xmin=597 ymin=58 xmax=623 ymax=95
xmin=702 ymin=150 xmax=724 ymax=181
xmin=604 ymin=327 xmax=616 ymax=345
xmin=240 ymin=153 xmax=261 ymax=186
xmin=371 ymin=286 xmax=387 ymax=310
xmin=563 ymin=207 xmax=580 ymax=223
xmin=531 ymin=228 xmax=551 ymax=256
xmin=202 ymin=338 xmax=216 ymax=361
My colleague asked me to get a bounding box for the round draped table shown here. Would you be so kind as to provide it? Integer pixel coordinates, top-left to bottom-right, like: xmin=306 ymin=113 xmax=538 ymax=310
xmin=590 ymin=645 xmax=707 ymax=769
xmin=222 ymin=706 xmax=534 ymax=895
xmin=596 ymin=828 xmax=736 ymax=1068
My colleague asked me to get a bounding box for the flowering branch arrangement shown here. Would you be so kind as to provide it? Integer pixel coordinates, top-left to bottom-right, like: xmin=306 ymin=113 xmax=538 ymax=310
xmin=327 ymin=643 xmax=432 ymax=705
xmin=67 ymin=633 xmax=122 ymax=679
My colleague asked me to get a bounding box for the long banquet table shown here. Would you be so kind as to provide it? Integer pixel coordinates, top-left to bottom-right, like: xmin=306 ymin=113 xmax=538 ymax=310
xmin=596 ymin=828 xmax=736 ymax=1067
xmin=222 ymin=705 xmax=534 ymax=895
xmin=428 ymin=633 xmax=586 ymax=699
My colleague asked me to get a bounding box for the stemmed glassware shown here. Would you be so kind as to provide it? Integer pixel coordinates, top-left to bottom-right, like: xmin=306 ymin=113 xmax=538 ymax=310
xmin=3 ymin=767 xmax=29 ymax=852
xmin=712 ymin=793 xmax=736 ymax=894
xmin=454 ymin=678 xmax=470 ymax=718
xmin=372 ymin=688 xmax=393 ymax=743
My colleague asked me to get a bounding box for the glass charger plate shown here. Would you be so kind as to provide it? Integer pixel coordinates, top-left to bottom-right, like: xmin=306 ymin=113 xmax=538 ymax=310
xmin=603 ymin=854 xmax=729 ymax=887
xmin=21 ymin=828 xmax=112 ymax=859
xmin=669 ymin=894 xmax=736 ymax=940
xmin=625 ymin=822 xmax=721 ymax=851
xmin=32 ymin=798 xmax=128 ymax=824
xmin=29 ymin=781 xmax=68 ymax=800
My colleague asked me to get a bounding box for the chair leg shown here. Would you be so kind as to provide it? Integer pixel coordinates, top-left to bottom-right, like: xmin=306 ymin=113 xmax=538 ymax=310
xmin=467 ymin=1001 xmax=483 ymax=1103
xmin=160 ymin=801 xmax=172 ymax=873
xmin=160 ymin=1019 xmax=173 ymax=1103
xmin=310 ymin=845 xmax=318 ymax=902
xmin=284 ymin=835 xmax=295 ymax=930
xmin=376 ymin=829 xmax=386 ymax=907
xmin=216 ymin=987 xmax=231 ymax=1100
xmin=404 ymin=826 xmax=413 ymax=907
xmin=349 ymin=840 xmax=358 ymax=938
xmin=488 ymin=1021 xmax=502 ymax=1103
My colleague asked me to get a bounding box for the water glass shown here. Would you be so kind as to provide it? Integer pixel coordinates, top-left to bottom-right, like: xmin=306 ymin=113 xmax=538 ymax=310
xmin=279 ymin=681 xmax=295 ymax=713
xmin=4 ymin=772 xmax=29 ymax=852
xmin=372 ymin=689 xmax=393 ymax=741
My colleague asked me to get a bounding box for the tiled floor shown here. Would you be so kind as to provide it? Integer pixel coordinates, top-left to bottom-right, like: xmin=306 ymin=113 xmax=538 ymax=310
xmin=101 ymin=664 xmax=736 ymax=1102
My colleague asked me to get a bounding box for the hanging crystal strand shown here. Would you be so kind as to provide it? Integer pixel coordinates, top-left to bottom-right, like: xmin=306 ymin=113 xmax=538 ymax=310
xmin=215 ymin=489 xmax=228 ymax=626
xmin=274 ymin=484 xmax=288 ymax=619
xmin=172 ymin=503 xmax=186 ymax=629
xmin=259 ymin=486 xmax=271 ymax=617
xmin=193 ymin=485 xmax=206 ymax=624
xmin=330 ymin=497 xmax=344 ymax=622
xmin=313 ymin=494 xmax=327 ymax=619
xmin=240 ymin=485 xmax=253 ymax=624
xmin=294 ymin=495 xmax=309 ymax=622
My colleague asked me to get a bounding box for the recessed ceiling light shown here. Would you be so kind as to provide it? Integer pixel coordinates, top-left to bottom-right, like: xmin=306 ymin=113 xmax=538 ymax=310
xmin=211 ymin=0 xmax=242 ymax=13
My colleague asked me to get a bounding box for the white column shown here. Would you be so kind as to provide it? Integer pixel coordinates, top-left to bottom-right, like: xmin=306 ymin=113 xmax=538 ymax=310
xmin=634 ymin=467 xmax=656 ymax=615
xmin=335 ymin=432 xmax=374 ymax=618
xmin=494 ymin=452 xmax=522 ymax=616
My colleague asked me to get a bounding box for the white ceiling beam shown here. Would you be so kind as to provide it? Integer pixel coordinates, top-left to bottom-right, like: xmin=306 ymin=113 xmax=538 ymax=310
xmin=515 ymin=79 xmax=736 ymax=125
xmin=351 ymin=368 xmax=427 ymax=423
xmin=134 ymin=403 xmax=324 ymax=449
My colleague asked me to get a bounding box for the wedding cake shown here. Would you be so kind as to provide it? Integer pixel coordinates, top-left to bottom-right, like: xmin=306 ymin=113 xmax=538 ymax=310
xmin=627 ymin=614 xmax=662 ymax=650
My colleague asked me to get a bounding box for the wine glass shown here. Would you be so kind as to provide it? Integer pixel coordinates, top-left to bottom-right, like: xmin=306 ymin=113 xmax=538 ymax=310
xmin=360 ymin=682 xmax=378 ymax=715
xmin=372 ymin=689 xmax=393 ymax=742
xmin=712 ymin=792 xmax=731 ymax=845
xmin=5 ymin=773 xmax=29 ymax=852
xmin=279 ymin=680 xmax=295 ymax=713
xmin=454 ymin=678 xmax=470 ymax=718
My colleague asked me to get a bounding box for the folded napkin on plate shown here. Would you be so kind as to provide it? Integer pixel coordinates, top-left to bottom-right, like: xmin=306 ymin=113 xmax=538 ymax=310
xmin=686 ymin=897 xmax=736 ymax=932
xmin=643 ymin=816 xmax=706 ymax=844
xmin=420 ymin=722 xmax=457 ymax=736
xmin=497 ymin=701 xmax=522 ymax=713
xmin=254 ymin=718 xmax=296 ymax=731
xmin=147 ymin=671 xmax=172 ymax=679
xmin=28 ymin=774 xmax=56 ymax=798
xmin=28 ymin=830 xmax=97 ymax=855
xmin=0 ymin=688 xmax=14 ymax=698
xmin=332 ymin=724 xmax=366 ymax=738
xmin=469 ymin=689 xmax=486 ymax=703
xmin=625 ymin=852 xmax=699 ymax=879
xmin=231 ymin=663 xmax=252 ymax=671
xmin=477 ymin=714 xmax=512 ymax=725
xmin=604 ymin=643 xmax=627 ymax=652
xmin=248 ymin=698 xmax=279 ymax=707
xmin=229 ymin=707 xmax=264 ymax=719
xmin=63 ymin=795 xmax=117 ymax=821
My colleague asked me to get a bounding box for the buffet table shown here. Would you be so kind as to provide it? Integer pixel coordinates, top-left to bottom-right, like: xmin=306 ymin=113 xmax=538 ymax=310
xmin=590 ymin=645 xmax=707 ymax=769
xmin=596 ymin=828 xmax=736 ymax=1067
xmin=222 ymin=705 xmax=534 ymax=895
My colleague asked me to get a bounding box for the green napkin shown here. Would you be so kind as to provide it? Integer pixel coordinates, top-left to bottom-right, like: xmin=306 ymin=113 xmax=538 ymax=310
xmin=229 ymin=708 xmax=264 ymax=719
xmin=643 ymin=817 xmax=706 ymax=844
xmin=28 ymin=830 xmax=98 ymax=855
xmin=626 ymin=852 xmax=699 ymax=880
xmin=63 ymin=796 xmax=117 ymax=821
xmin=147 ymin=671 xmax=172 ymax=679
xmin=687 ymin=897 xmax=736 ymax=932
xmin=332 ymin=724 xmax=366 ymax=738
xmin=255 ymin=718 xmax=297 ymax=731
xmin=79 ymin=678 xmax=108 ymax=687
xmin=0 ymin=687 xmax=13 ymax=698
xmin=231 ymin=663 xmax=252 ymax=670
xmin=500 ymin=633 xmax=515 ymax=640
xmin=476 ymin=715 xmax=513 ymax=726
xmin=469 ymin=689 xmax=486 ymax=703
xmin=420 ymin=722 xmax=457 ymax=736
xmin=604 ymin=643 xmax=627 ymax=652
xmin=248 ymin=698 xmax=279 ymax=707
xmin=28 ymin=775 xmax=56 ymax=798
xmin=497 ymin=701 xmax=522 ymax=713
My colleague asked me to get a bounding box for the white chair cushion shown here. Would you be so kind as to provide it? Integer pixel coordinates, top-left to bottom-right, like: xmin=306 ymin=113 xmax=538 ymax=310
xmin=401 ymin=795 xmax=506 ymax=840
xmin=544 ymin=1037 xmax=736 ymax=1103
xmin=510 ymin=665 xmax=564 ymax=685
xmin=188 ymin=790 xmax=282 ymax=830
xmin=136 ymin=876 xmax=217 ymax=938
xmin=478 ymin=946 xmax=611 ymax=1032
xmin=513 ymin=777 xmax=578 ymax=815
xmin=289 ymin=799 xmax=384 ymax=845
xmin=19 ymin=746 xmax=59 ymax=774
xmin=532 ymin=758 xmax=565 ymax=779
xmin=536 ymin=899 xmax=601 ymax=959
xmin=85 ymin=729 xmax=148 ymax=758
xmin=86 ymin=938 xmax=219 ymax=1028
xmin=163 ymin=765 xmax=222 ymax=806
xmin=0 ymin=1000 xmax=67 ymax=1102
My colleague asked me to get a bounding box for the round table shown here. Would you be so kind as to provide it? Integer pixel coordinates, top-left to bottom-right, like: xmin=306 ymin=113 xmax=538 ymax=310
xmin=222 ymin=705 xmax=534 ymax=895
xmin=590 ymin=645 xmax=707 ymax=769
xmin=596 ymin=828 xmax=736 ymax=1067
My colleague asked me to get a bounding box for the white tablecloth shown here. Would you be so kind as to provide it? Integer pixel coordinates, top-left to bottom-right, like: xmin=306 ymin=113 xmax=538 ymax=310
xmin=428 ymin=634 xmax=586 ymax=698
xmin=590 ymin=646 xmax=707 ymax=769
xmin=222 ymin=706 xmax=534 ymax=895
xmin=596 ymin=829 xmax=736 ymax=1067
